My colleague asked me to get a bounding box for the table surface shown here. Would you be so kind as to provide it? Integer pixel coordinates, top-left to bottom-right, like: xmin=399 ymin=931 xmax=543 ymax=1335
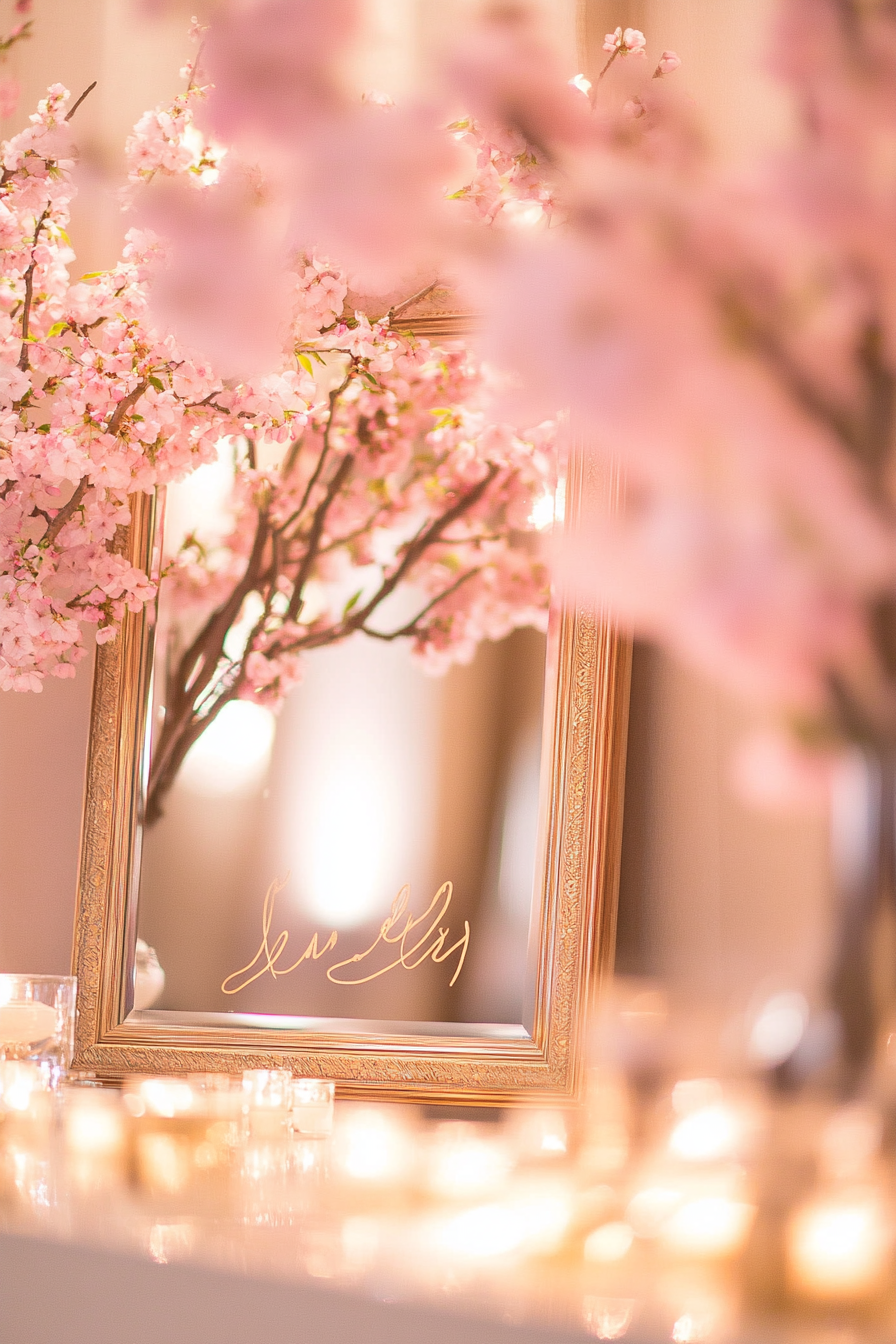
xmin=0 ymin=1231 xmax=890 ymax=1344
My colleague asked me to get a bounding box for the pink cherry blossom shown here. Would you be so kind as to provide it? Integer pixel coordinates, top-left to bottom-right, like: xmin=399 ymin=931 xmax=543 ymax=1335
xmin=602 ymin=28 xmax=647 ymax=57
xmin=654 ymin=51 xmax=682 ymax=77
xmin=201 ymin=0 xmax=359 ymax=144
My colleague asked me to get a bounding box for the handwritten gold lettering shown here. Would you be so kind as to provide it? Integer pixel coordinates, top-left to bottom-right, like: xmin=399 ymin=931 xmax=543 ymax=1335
xmin=221 ymin=876 xmax=339 ymax=995
xmin=326 ymin=883 xmax=470 ymax=988
xmin=221 ymin=877 xmax=470 ymax=996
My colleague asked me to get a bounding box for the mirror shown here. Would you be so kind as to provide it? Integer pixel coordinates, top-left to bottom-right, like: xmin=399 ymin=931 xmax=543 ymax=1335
xmin=72 ymin=441 xmax=629 ymax=1102
xmin=70 ymin=0 xmax=630 ymax=1104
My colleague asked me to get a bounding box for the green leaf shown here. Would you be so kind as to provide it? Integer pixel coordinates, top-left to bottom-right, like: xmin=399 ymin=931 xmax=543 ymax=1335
xmin=46 ymin=321 xmax=69 ymax=338
xmin=148 ymin=376 xmax=165 ymax=392
xmin=297 ymin=353 xmax=314 ymax=376
xmin=79 ymin=271 xmax=105 ymax=280
xmin=342 ymin=589 xmax=363 ymax=617
xmin=37 ymin=424 xmax=50 ymax=433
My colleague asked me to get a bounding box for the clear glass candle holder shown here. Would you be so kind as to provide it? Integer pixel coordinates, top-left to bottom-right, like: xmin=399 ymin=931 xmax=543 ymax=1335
xmin=62 ymin=1087 xmax=128 ymax=1195
xmin=288 ymin=1078 xmax=335 ymax=1137
xmin=0 ymin=974 xmax=75 ymax=1086
xmin=123 ymin=1075 xmax=236 ymax=1208
xmin=242 ymin=1068 xmax=290 ymax=1138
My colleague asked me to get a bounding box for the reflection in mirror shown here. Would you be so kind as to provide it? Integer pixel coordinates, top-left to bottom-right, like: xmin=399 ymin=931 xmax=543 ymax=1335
xmin=135 ymin=459 xmax=550 ymax=1033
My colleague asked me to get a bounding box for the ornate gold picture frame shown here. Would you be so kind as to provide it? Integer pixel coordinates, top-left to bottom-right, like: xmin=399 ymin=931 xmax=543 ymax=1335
xmin=71 ymin=419 xmax=630 ymax=1104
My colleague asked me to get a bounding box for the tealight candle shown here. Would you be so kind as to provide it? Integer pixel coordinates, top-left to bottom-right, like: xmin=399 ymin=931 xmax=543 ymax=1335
xmin=424 ymin=1122 xmax=514 ymax=1202
xmin=787 ymin=1190 xmax=892 ymax=1301
xmin=288 ymin=1079 xmax=335 ymax=1137
xmin=62 ymin=1088 xmax=127 ymax=1193
xmin=332 ymin=1103 xmax=415 ymax=1190
xmin=242 ymin=1068 xmax=290 ymax=1139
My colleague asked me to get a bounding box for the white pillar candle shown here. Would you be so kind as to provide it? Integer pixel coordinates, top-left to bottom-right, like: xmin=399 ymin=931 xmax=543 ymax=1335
xmin=0 ymin=1000 xmax=57 ymax=1047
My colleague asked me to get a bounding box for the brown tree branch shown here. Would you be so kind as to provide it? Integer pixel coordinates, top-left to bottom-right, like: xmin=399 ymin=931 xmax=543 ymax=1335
xmin=344 ymin=464 xmax=501 ymax=632
xmin=278 ymin=370 xmax=353 ymax=537
xmin=286 ymin=452 xmax=354 ymax=621
xmin=145 ymin=454 xmax=508 ymax=822
xmin=43 ymin=478 xmax=88 ymax=546
xmin=384 ymin=279 xmax=439 ymax=325
xmin=105 ymin=381 xmax=148 ymax=436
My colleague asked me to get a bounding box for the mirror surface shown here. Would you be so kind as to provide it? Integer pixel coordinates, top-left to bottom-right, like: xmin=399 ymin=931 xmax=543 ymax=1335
xmin=135 ymin=524 xmax=548 ymax=1032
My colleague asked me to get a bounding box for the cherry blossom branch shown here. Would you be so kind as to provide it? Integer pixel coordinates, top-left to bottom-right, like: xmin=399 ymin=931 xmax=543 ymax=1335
xmin=343 ymin=464 xmax=501 ymax=632
xmin=0 ymin=19 xmax=31 ymax=57
xmin=360 ymin=568 xmax=482 ymax=641
xmin=17 ymin=207 xmax=49 ymax=370
xmin=145 ymin=455 xmax=511 ymax=823
xmin=284 ymin=369 xmax=353 ymax=528
xmin=285 ymin=451 xmax=354 ymax=620
xmin=105 ymin=380 xmax=148 ymax=436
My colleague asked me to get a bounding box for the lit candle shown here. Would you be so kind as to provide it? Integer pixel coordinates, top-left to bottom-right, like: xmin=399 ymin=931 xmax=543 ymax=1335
xmin=424 ymin=1122 xmax=513 ymax=1201
xmin=63 ymin=1089 xmax=127 ymax=1194
xmin=660 ymin=1194 xmax=755 ymax=1259
xmin=787 ymin=1191 xmax=892 ymax=1300
xmin=0 ymin=1060 xmax=49 ymax=1114
xmin=242 ymin=1068 xmax=290 ymax=1139
xmin=332 ymin=1103 xmax=415 ymax=1188
xmin=288 ymin=1079 xmax=334 ymax=1137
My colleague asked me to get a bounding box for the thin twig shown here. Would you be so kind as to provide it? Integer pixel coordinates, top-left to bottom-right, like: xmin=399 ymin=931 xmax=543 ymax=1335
xmin=65 ymin=81 xmax=97 ymax=122
xmin=385 ymin=279 xmax=440 ymax=325
xmin=597 ymin=48 xmax=620 ymax=82
xmin=361 ymin=568 xmax=482 ymax=641
xmin=344 ymin=464 xmax=501 ymax=632
xmin=276 ymin=371 xmax=353 ymax=537
xmin=185 ymin=40 xmax=205 ymax=97
xmin=17 ymin=207 xmax=49 ymax=370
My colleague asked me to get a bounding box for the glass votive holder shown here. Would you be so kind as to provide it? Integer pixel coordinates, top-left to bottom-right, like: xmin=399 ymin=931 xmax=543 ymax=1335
xmin=123 ymin=1076 xmax=234 ymax=1206
xmin=242 ymin=1068 xmax=291 ymax=1139
xmin=0 ymin=974 xmax=75 ymax=1087
xmin=0 ymin=1061 xmax=55 ymax=1218
xmin=288 ymin=1079 xmax=335 ymax=1137
xmin=62 ymin=1087 xmax=127 ymax=1194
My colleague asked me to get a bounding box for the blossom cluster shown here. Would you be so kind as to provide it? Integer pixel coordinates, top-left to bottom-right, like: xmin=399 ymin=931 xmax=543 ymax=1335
xmin=160 ymin=0 xmax=896 ymax=792
xmin=149 ymin=306 xmax=553 ymax=819
xmin=0 ymin=46 xmax=554 ymax=818
xmin=0 ymin=79 xmax=327 ymax=690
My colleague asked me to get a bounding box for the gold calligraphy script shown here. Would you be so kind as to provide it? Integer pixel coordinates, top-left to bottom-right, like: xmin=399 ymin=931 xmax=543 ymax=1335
xmin=221 ymin=877 xmax=471 ymax=996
